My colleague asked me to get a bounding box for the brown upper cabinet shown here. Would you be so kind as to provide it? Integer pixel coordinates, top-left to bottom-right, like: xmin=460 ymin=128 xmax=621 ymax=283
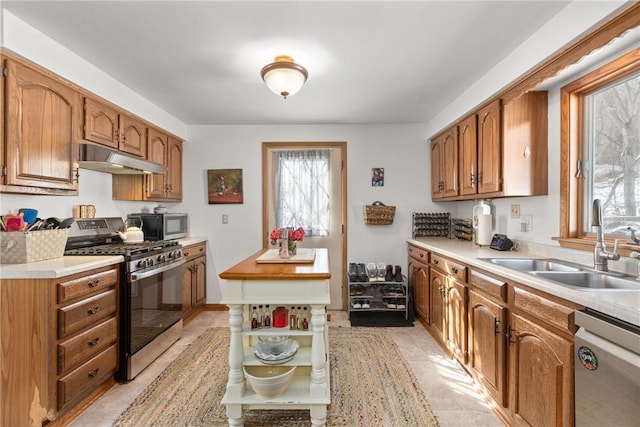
xmin=430 ymin=126 xmax=459 ymax=199
xmin=2 ymin=57 xmax=80 ymax=195
xmin=83 ymin=97 xmax=147 ymax=158
xmin=431 ymin=91 xmax=548 ymax=201
xmin=112 ymin=128 xmax=183 ymax=201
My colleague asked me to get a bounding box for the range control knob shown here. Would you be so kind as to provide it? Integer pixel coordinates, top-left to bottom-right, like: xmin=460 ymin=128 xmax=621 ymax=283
xmin=136 ymin=259 xmax=148 ymax=269
xmin=157 ymin=254 xmax=166 ymax=263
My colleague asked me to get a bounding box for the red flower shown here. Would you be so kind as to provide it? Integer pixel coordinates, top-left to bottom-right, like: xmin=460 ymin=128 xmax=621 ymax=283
xmin=269 ymin=227 xmax=305 ymax=245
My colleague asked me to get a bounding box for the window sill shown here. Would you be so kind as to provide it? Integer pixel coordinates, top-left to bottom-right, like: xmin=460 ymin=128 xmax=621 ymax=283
xmin=553 ymin=237 xmax=639 ymax=257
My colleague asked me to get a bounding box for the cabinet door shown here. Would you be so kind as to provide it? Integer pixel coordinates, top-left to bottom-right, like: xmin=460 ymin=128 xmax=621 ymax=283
xmin=146 ymin=128 xmax=168 ymax=199
xmin=194 ymin=255 xmax=206 ymax=305
xmin=182 ymin=260 xmax=194 ymax=313
xmin=446 ymin=279 xmax=467 ymax=365
xmin=409 ymin=258 xmax=429 ymax=322
xmin=441 ymin=126 xmax=459 ymax=198
xmin=429 ymin=267 xmax=446 ymax=341
xmin=166 ymin=137 xmax=183 ymax=200
xmin=119 ymin=114 xmax=147 ymax=157
xmin=430 ymin=137 xmax=443 ymax=199
xmin=468 ymin=290 xmax=507 ymax=406
xmin=83 ymin=97 xmax=119 ymax=149
xmin=5 ymin=59 xmax=79 ymax=191
xmin=477 ymin=99 xmax=502 ymax=194
xmin=458 ymin=114 xmax=478 ymax=196
xmin=508 ymin=313 xmax=574 ymax=427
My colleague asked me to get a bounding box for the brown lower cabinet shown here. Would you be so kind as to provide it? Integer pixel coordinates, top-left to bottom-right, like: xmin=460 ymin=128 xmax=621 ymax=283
xmin=182 ymin=242 xmax=207 ymax=320
xmin=409 ymin=244 xmax=580 ymax=426
xmin=0 ymin=264 xmax=120 ymax=426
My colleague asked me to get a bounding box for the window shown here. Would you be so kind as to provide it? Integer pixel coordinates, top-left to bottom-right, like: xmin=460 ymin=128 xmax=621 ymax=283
xmin=560 ymin=48 xmax=640 ymax=250
xmin=272 ymin=149 xmax=331 ymax=237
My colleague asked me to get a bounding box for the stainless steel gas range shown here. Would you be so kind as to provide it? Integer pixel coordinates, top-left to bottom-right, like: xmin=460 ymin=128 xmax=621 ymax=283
xmin=65 ymin=217 xmax=185 ymax=381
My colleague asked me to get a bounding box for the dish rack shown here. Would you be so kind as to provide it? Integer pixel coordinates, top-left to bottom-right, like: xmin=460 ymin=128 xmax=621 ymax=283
xmin=412 ymin=212 xmax=451 ymax=238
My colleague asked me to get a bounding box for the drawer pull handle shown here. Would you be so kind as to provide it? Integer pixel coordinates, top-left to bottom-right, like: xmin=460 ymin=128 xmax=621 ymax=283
xmin=88 ymin=279 xmax=100 ymax=288
xmin=88 ymin=337 xmax=100 ymax=346
xmin=419 ymin=253 xmax=424 ymax=258
xmin=434 ymin=260 xmax=439 ymax=264
xmin=452 ymin=267 xmax=458 ymax=274
xmin=88 ymin=305 xmax=100 ymax=315
xmin=88 ymin=368 xmax=99 ymax=378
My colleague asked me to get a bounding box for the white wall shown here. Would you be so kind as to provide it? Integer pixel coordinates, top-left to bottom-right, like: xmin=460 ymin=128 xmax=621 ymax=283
xmin=185 ymin=124 xmax=433 ymax=302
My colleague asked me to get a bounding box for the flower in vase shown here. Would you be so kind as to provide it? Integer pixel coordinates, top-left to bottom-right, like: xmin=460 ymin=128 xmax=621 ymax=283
xmin=269 ymin=227 xmax=305 ymax=256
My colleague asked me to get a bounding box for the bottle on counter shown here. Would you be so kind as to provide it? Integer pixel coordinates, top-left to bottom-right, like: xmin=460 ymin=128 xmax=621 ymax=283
xmin=289 ymin=306 xmax=297 ymax=329
xmin=264 ymin=305 xmax=271 ymax=328
xmin=251 ymin=306 xmax=259 ymax=330
xmin=302 ymin=306 xmax=309 ymax=330
xmin=296 ymin=306 xmax=303 ymax=330
xmin=258 ymin=305 xmax=264 ymax=328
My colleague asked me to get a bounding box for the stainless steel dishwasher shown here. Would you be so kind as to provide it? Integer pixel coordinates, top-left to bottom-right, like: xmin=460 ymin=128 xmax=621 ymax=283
xmin=574 ymin=309 xmax=640 ymax=426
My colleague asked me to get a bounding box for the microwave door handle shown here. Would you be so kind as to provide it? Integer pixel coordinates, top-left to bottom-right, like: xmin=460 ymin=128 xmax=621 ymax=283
xmin=130 ymin=259 xmax=185 ymax=281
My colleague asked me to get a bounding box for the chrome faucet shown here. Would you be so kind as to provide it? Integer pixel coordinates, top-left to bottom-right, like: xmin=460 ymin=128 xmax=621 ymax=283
xmin=592 ymin=199 xmax=620 ymax=271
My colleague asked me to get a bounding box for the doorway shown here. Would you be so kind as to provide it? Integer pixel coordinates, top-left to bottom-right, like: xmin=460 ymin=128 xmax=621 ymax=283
xmin=262 ymin=142 xmax=347 ymax=310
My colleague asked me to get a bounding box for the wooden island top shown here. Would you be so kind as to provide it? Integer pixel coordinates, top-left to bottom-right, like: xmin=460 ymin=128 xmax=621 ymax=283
xmin=219 ymin=248 xmax=330 ymax=281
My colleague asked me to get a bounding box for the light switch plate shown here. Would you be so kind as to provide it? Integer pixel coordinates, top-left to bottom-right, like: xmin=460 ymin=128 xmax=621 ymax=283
xmin=222 ymin=214 xmax=228 ymax=224
xmin=511 ymin=204 xmax=521 ymax=218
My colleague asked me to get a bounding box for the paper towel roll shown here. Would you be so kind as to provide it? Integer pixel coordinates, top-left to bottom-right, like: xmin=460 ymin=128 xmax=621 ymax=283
xmin=476 ymin=214 xmax=493 ymax=246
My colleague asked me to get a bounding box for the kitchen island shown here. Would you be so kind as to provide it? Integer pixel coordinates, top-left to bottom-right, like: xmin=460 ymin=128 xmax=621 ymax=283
xmin=219 ymin=248 xmax=331 ymax=427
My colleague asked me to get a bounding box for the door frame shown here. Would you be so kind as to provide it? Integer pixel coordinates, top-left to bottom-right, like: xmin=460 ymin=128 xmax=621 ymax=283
xmin=261 ymin=141 xmax=348 ymax=310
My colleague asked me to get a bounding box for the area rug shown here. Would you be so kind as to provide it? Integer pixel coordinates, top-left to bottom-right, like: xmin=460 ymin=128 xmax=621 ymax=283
xmin=113 ymin=327 xmax=439 ymax=427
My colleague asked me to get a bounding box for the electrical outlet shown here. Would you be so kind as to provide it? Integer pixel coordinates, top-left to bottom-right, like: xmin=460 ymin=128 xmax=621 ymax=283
xmin=222 ymin=214 xmax=228 ymax=224
xmin=521 ymin=215 xmax=533 ymax=232
xmin=511 ymin=204 xmax=521 ymax=218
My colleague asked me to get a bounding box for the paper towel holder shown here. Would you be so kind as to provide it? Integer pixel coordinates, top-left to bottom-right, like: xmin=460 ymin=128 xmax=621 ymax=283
xmin=489 ymin=234 xmax=514 ymax=251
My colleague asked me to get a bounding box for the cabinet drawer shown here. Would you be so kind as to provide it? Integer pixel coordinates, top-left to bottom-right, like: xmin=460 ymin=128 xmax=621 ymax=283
xmin=57 ymin=317 xmax=118 ymax=374
xmin=57 ymin=345 xmax=117 ymax=410
xmin=408 ymin=245 xmax=429 ymax=263
xmin=470 ymin=270 xmax=508 ymax=303
xmin=58 ymin=290 xmax=117 ymax=338
xmin=183 ymin=243 xmax=206 ymax=261
xmin=512 ymin=286 xmax=575 ymax=334
xmin=57 ymin=267 xmax=118 ymax=304
xmin=431 ymin=254 xmax=467 ymax=282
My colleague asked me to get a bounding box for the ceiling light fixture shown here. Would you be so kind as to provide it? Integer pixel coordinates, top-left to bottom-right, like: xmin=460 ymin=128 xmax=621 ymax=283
xmin=260 ymin=55 xmax=308 ymax=99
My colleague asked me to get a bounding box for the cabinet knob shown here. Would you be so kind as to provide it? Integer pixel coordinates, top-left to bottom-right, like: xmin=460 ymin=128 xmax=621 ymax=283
xmin=87 ymin=305 xmax=100 ymax=315
xmin=88 ymin=368 xmax=99 ymax=378
xmin=88 ymin=337 xmax=100 ymax=346
xmin=452 ymin=267 xmax=458 ymax=274
xmin=88 ymin=279 xmax=100 ymax=288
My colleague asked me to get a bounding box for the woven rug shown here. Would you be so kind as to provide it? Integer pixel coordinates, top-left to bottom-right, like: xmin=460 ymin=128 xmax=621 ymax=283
xmin=114 ymin=327 xmax=439 ymax=426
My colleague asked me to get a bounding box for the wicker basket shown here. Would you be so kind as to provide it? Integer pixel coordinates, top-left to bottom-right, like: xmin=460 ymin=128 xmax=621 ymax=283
xmin=363 ymin=203 xmax=396 ymax=225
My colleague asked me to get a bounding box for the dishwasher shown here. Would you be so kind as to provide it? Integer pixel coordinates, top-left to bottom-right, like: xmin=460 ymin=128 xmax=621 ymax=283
xmin=574 ymin=309 xmax=640 ymax=426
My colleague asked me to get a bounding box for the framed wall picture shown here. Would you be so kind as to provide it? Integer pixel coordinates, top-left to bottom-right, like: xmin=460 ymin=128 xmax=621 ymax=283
xmin=208 ymin=169 xmax=244 ymax=204
xmin=372 ymin=168 xmax=384 ymax=186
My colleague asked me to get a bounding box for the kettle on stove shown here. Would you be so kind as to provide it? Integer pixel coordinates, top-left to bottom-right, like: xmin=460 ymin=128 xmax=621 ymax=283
xmin=118 ymin=218 xmax=144 ymax=243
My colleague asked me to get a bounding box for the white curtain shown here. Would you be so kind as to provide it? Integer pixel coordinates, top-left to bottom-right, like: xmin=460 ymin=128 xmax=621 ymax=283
xmin=273 ymin=149 xmax=331 ymax=237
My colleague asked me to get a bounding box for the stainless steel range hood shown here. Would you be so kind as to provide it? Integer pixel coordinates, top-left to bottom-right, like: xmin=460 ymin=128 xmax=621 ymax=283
xmin=78 ymin=143 xmax=165 ymax=175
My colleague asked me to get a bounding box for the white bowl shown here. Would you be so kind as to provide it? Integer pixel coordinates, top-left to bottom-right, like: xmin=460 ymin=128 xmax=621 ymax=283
xmin=243 ymin=365 xmax=296 ymax=399
xmin=254 ymin=337 xmax=299 ymax=362
xmin=153 ymin=206 xmax=168 ymax=214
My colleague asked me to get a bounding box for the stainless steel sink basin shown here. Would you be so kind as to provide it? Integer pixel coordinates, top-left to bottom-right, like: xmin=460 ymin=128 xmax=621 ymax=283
xmin=530 ymin=271 xmax=640 ymax=291
xmin=480 ymin=258 xmax=584 ymax=272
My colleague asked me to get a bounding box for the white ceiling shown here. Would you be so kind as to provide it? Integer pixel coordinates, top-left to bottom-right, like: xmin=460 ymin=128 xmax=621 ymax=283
xmin=2 ymin=1 xmax=572 ymax=126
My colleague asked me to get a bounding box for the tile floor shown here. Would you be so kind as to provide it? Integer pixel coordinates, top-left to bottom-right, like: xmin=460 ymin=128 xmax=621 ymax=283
xmin=70 ymin=311 xmax=505 ymax=426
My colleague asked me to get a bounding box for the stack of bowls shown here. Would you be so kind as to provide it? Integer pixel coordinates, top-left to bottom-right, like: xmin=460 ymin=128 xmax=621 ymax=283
xmin=254 ymin=336 xmax=299 ymax=364
xmin=243 ymin=365 xmax=297 ymax=399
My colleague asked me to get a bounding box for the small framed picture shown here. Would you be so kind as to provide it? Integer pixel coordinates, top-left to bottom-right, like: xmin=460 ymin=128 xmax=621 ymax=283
xmin=372 ymin=168 xmax=384 ymax=186
xmin=208 ymin=169 xmax=244 ymax=204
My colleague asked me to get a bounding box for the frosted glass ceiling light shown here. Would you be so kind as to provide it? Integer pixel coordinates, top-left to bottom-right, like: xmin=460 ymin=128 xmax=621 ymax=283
xmin=260 ymin=55 xmax=308 ymax=99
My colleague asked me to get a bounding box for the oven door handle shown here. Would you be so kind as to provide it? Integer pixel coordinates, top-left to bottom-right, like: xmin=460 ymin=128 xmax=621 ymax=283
xmin=130 ymin=258 xmax=186 ymax=281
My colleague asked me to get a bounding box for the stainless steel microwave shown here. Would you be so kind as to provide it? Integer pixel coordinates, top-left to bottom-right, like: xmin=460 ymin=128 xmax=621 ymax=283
xmin=127 ymin=213 xmax=188 ymax=241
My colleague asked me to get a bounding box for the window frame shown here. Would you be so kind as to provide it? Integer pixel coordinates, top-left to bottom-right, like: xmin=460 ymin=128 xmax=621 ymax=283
xmin=557 ymin=48 xmax=640 ymax=255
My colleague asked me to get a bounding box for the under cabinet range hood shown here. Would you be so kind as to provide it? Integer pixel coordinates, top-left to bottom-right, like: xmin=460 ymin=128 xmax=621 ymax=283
xmin=78 ymin=143 xmax=165 ymax=175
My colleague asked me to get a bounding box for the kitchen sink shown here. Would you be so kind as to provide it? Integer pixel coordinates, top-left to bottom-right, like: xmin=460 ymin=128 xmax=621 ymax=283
xmin=530 ymin=271 xmax=640 ymax=291
xmin=480 ymin=258 xmax=584 ymax=272
xmin=480 ymin=257 xmax=640 ymax=291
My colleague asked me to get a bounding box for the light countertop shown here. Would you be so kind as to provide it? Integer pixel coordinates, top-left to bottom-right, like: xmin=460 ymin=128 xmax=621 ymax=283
xmin=409 ymin=238 xmax=640 ymax=327
xmin=0 ymin=236 xmax=208 ymax=280
xmin=0 ymin=256 xmax=123 ymax=279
